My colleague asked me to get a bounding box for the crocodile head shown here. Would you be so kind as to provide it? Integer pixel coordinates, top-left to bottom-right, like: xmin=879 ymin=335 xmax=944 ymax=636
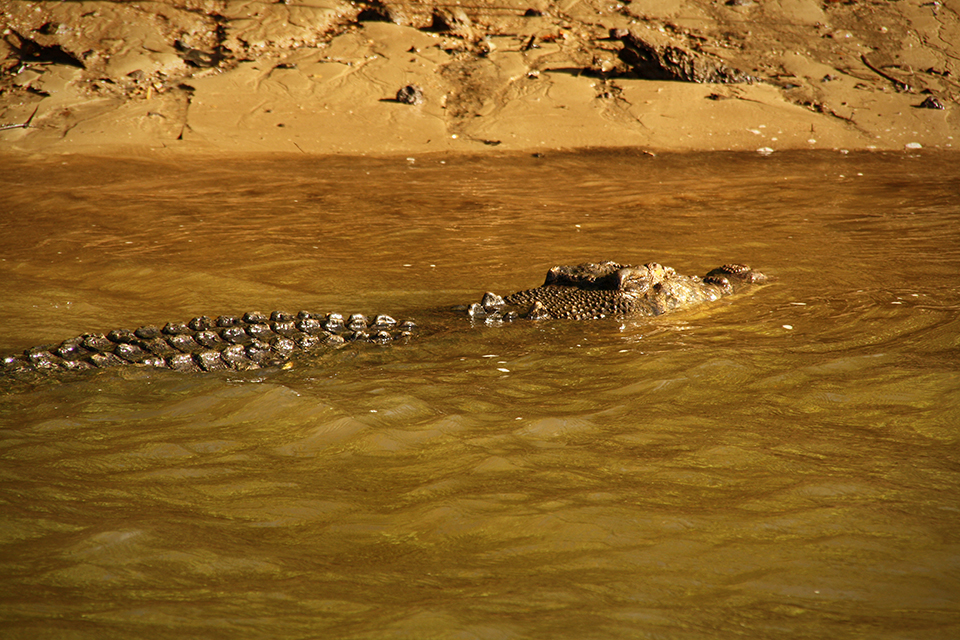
xmin=542 ymin=261 xmax=672 ymax=295
xmin=468 ymin=261 xmax=767 ymax=322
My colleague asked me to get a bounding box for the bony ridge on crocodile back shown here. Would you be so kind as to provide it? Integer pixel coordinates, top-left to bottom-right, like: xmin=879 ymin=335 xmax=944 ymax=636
xmin=2 ymin=261 xmax=767 ymax=375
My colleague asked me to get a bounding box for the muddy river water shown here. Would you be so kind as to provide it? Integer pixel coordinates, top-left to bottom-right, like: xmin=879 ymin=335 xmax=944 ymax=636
xmin=0 ymin=151 xmax=958 ymax=638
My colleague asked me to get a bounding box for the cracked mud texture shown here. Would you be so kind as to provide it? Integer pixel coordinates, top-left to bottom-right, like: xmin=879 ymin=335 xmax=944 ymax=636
xmin=0 ymin=0 xmax=957 ymax=155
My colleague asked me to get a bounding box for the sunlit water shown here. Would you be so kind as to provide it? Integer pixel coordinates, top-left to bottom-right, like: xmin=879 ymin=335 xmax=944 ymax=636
xmin=0 ymin=151 xmax=958 ymax=639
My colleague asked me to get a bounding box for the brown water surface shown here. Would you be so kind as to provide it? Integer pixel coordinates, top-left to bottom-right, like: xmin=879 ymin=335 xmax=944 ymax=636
xmin=0 ymin=151 xmax=958 ymax=638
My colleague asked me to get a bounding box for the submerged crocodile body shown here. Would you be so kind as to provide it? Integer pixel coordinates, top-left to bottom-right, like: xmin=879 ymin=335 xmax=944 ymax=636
xmin=2 ymin=261 xmax=766 ymax=375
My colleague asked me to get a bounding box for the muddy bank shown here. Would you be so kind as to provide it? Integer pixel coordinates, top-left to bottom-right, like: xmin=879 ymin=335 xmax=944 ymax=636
xmin=1 ymin=0 xmax=957 ymax=156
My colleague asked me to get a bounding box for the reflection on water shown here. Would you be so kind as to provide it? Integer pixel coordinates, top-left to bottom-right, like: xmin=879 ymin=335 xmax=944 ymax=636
xmin=0 ymin=151 xmax=958 ymax=638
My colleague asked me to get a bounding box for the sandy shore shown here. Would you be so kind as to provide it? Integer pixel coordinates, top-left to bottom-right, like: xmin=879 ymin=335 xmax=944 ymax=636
xmin=1 ymin=0 xmax=956 ymax=156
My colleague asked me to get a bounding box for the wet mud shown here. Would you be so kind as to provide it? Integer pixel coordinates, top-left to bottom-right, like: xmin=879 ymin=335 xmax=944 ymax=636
xmin=1 ymin=0 xmax=957 ymax=155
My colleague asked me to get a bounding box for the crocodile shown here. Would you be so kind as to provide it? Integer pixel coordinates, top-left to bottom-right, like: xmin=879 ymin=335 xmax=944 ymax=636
xmin=1 ymin=261 xmax=767 ymax=375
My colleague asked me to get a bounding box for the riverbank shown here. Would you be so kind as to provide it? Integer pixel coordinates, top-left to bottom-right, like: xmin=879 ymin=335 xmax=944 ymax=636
xmin=1 ymin=0 xmax=956 ymax=156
